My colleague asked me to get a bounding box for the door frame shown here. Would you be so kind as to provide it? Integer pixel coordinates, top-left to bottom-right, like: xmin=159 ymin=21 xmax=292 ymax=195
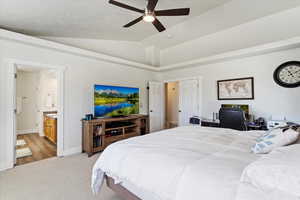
xmin=163 ymin=76 xmax=203 ymax=127
xmin=6 ymin=59 xmax=66 ymax=169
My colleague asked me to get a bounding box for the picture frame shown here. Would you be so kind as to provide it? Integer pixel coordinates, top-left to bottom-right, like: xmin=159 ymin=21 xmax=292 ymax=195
xmin=217 ymin=77 xmax=254 ymax=100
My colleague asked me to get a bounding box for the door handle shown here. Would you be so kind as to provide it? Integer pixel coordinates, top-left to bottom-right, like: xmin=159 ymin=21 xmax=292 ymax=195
xmin=150 ymin=110 xmax=153 ymax=112
xmin=179 ymin=110 xmax=182 ymax=113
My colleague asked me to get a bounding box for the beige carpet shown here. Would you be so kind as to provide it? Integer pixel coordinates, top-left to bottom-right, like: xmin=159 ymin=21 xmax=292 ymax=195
xmin=0 ymin=153 xmax=123 ymax=200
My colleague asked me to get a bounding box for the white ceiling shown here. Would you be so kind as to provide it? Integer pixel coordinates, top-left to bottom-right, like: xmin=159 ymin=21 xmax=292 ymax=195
xmin=0 ymin=0 xmax=231 ymax=41
xmin=1 ymin=0 xmax=300 ymax=55
xmin=143 ymin=0 xmax=300 ymax=49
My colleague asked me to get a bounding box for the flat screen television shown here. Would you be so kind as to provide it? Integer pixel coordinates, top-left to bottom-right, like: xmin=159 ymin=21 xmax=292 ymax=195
xmin=94 ymin=84 xmax=139 ymax=118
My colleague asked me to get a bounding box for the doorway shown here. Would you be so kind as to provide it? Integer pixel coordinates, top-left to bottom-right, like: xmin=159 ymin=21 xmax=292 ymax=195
xmin=6 ymin=59 xmax=65 ymax=169
xmin=164 ymin=78 xmax=200 ymax=127
xmin=15 ymin=66 xmax=58 ymax=166
xmin=165 ymin=81 xmax=179 ymax=129
xmin=148 ymin=77 xmax=202 ymax=132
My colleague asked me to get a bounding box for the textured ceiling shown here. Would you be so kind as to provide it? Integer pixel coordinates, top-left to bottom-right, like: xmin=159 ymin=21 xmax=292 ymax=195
xmin=143 ymin=0 xmax=300 ymax=49
xmin=0 ymin=0 xmax=231 ymax=41
xmin=2 ymin=0 xmax=300 ymax=52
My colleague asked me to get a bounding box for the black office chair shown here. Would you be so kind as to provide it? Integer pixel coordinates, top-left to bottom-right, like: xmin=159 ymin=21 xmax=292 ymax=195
xmin=219 ymin=107 xmax=247 ymax=131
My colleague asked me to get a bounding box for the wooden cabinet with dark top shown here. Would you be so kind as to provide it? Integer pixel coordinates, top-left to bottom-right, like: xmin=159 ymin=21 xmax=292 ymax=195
xmin=82 ymin=115 xmax=149 ymax=157
xmin=44 ymin=114 xmax=57 ymax=144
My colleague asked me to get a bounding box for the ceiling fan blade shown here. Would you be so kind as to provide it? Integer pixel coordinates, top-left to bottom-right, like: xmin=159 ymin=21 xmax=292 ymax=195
xmin=124 ymin=16 xmax=143 ymax=27
xmin=155 ymin=8 xmax=190 ymax=16
xmin=109 ymin=0 xmax=144 ymax=13
xmin=147 ymin=0 xmax=159 ymax=11
xmin=152 ymin=18 xmax=166 ymax=32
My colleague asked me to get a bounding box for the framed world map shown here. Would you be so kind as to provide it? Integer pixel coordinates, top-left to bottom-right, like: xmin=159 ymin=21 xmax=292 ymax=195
xmin=217 ymin=77 xmax=254 ymax=100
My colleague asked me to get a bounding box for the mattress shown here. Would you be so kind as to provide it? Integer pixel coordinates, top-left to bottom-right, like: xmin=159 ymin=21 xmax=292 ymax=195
xmin=92 ymin=126 xmax=263 ymax=200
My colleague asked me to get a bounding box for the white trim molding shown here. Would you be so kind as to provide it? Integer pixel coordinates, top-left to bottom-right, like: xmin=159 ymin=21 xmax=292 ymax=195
xmin=159 ymin=37 xmax=300 ymax=71
xmin=2 ymin=29 xmax=300 ymax=72
xmin=0 ymin=29 xmax=159 ymax=72
xmin=0 ymin=162 xmax=11 ymax=172
xmin=16 ymin=129 xmax=38 ymax=135
xmin=62 ymin=146 xmax=82 ymax=157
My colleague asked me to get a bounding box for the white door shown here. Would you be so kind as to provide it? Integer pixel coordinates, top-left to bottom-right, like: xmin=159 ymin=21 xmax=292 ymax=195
xmin=179 ymin=79 xmax=199 ymax=126
xmin=148 ymin=81 xmax=163 ymax=132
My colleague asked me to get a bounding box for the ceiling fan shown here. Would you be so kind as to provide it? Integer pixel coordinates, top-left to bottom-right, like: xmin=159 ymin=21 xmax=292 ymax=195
xmin=109 ymin=0 xmax=190 ymax=32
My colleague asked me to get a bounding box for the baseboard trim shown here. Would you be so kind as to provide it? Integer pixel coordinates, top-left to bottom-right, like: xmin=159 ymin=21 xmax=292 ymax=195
xmin=17 ymin=129 xmax=38 ymax=135
xmin=0 ymin=162 xmax=13 ymax=172
xmin=63 ymin=146 xmax=82 ymax=157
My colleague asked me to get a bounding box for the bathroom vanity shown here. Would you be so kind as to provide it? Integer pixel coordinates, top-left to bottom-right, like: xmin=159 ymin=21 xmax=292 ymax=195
xmin=43 ymin=112 xmax=57 ymax=144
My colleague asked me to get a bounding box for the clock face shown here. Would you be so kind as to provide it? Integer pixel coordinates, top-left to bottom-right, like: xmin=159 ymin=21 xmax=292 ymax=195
xmin=274 ymin=61 xmax=300 ymax=88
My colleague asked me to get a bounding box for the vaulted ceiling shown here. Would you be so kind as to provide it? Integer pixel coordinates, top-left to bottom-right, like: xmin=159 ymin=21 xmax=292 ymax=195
xmin=1 ymin=0 xmax=300 ymax=64
xmin=0 ymin=0 xmax=231 ymax=41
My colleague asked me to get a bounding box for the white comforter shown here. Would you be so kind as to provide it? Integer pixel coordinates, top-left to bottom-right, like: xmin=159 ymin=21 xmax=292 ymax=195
xmin=92 ymin=126 xmax=262 ymax=200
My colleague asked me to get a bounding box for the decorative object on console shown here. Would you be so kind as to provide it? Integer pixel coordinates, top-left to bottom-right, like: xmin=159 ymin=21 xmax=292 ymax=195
xmin=217 ymin=77 xmax=254 ymax=100
xmin=273 ymin=61 xmax=300 ymax=88
xmin=85 ymin=114 xmax=94 ymax=121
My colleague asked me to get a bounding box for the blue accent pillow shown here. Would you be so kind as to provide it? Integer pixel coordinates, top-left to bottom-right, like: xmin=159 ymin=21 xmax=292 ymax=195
xmin=251 ymin=128 xmax=299 ymax=154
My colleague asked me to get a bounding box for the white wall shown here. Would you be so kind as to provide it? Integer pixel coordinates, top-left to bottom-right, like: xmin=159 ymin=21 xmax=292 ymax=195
xmin=160 ymin=48 xmax=300 ymax=123
xmin=37 ymin=70 xmax=58 ymax=111
xmin=0 ymin=37 xmax=157 ymax=170
xmin=15 ymin=69 xmax=58 ymax=136
xmin=16 ymin=71 xmax=39 ymax=134
xmin=166 ymin=82 xmax=179 ymax=124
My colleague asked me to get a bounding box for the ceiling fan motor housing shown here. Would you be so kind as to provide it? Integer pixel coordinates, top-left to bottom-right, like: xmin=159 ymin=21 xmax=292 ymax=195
xmin=143 ymin=8 xmax=155 ymax=22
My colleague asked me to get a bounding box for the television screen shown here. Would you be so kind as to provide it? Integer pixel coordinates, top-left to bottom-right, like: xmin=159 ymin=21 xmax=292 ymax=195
xmin=94 ymin=85 xmax=139 ymax=117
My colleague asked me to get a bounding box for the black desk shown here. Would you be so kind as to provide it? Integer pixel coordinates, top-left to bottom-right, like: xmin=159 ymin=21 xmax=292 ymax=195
xmin=201 ymin=119 xmax=220 ymax=128
xmin=200 ymin=119 xmax=268 ymax=131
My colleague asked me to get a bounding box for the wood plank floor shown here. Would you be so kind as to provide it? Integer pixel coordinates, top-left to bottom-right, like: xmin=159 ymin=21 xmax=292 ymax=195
xmin=16 ymin=133 xmax=56 ymax=166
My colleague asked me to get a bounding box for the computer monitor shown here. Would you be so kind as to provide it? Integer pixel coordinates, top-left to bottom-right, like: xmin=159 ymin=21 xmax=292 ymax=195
xmin=221 ymin=104 xmax=249 ymax=119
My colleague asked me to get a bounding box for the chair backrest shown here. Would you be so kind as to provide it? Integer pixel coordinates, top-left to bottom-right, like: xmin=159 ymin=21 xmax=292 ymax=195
xmin=219 ymin=107 xmax=246 ymax=131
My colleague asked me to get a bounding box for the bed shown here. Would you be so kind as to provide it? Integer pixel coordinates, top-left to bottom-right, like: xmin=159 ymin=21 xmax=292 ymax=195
xmin=92 ymin=126 xmax=266 ymax=200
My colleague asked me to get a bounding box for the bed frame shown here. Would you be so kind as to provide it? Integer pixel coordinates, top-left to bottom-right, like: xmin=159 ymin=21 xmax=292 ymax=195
xmin=106 ymin=175 xmax=142 ymax=200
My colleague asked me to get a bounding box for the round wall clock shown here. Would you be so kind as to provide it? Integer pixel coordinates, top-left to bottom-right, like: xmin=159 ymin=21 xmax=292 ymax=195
xmin=273 ymin=61 xmax=300 ymax=88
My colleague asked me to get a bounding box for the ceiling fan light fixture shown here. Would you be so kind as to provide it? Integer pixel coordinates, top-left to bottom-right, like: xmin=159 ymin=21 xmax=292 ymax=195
xmin=143 ymin=14 xmax=155 ymax=23
xmin=109 ymin=0 xmax=190 ymax=32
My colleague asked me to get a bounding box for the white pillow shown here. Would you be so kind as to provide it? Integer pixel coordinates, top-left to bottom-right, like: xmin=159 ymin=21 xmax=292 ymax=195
xmin=241 ymin=144 xmax=300 ymax=196
xmin=251 ymin=128 xmax=299 ymax=154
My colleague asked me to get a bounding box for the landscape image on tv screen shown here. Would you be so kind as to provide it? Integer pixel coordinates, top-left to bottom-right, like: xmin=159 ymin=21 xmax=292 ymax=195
xmin=94 ymin=85 xmax=139 ymax=117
